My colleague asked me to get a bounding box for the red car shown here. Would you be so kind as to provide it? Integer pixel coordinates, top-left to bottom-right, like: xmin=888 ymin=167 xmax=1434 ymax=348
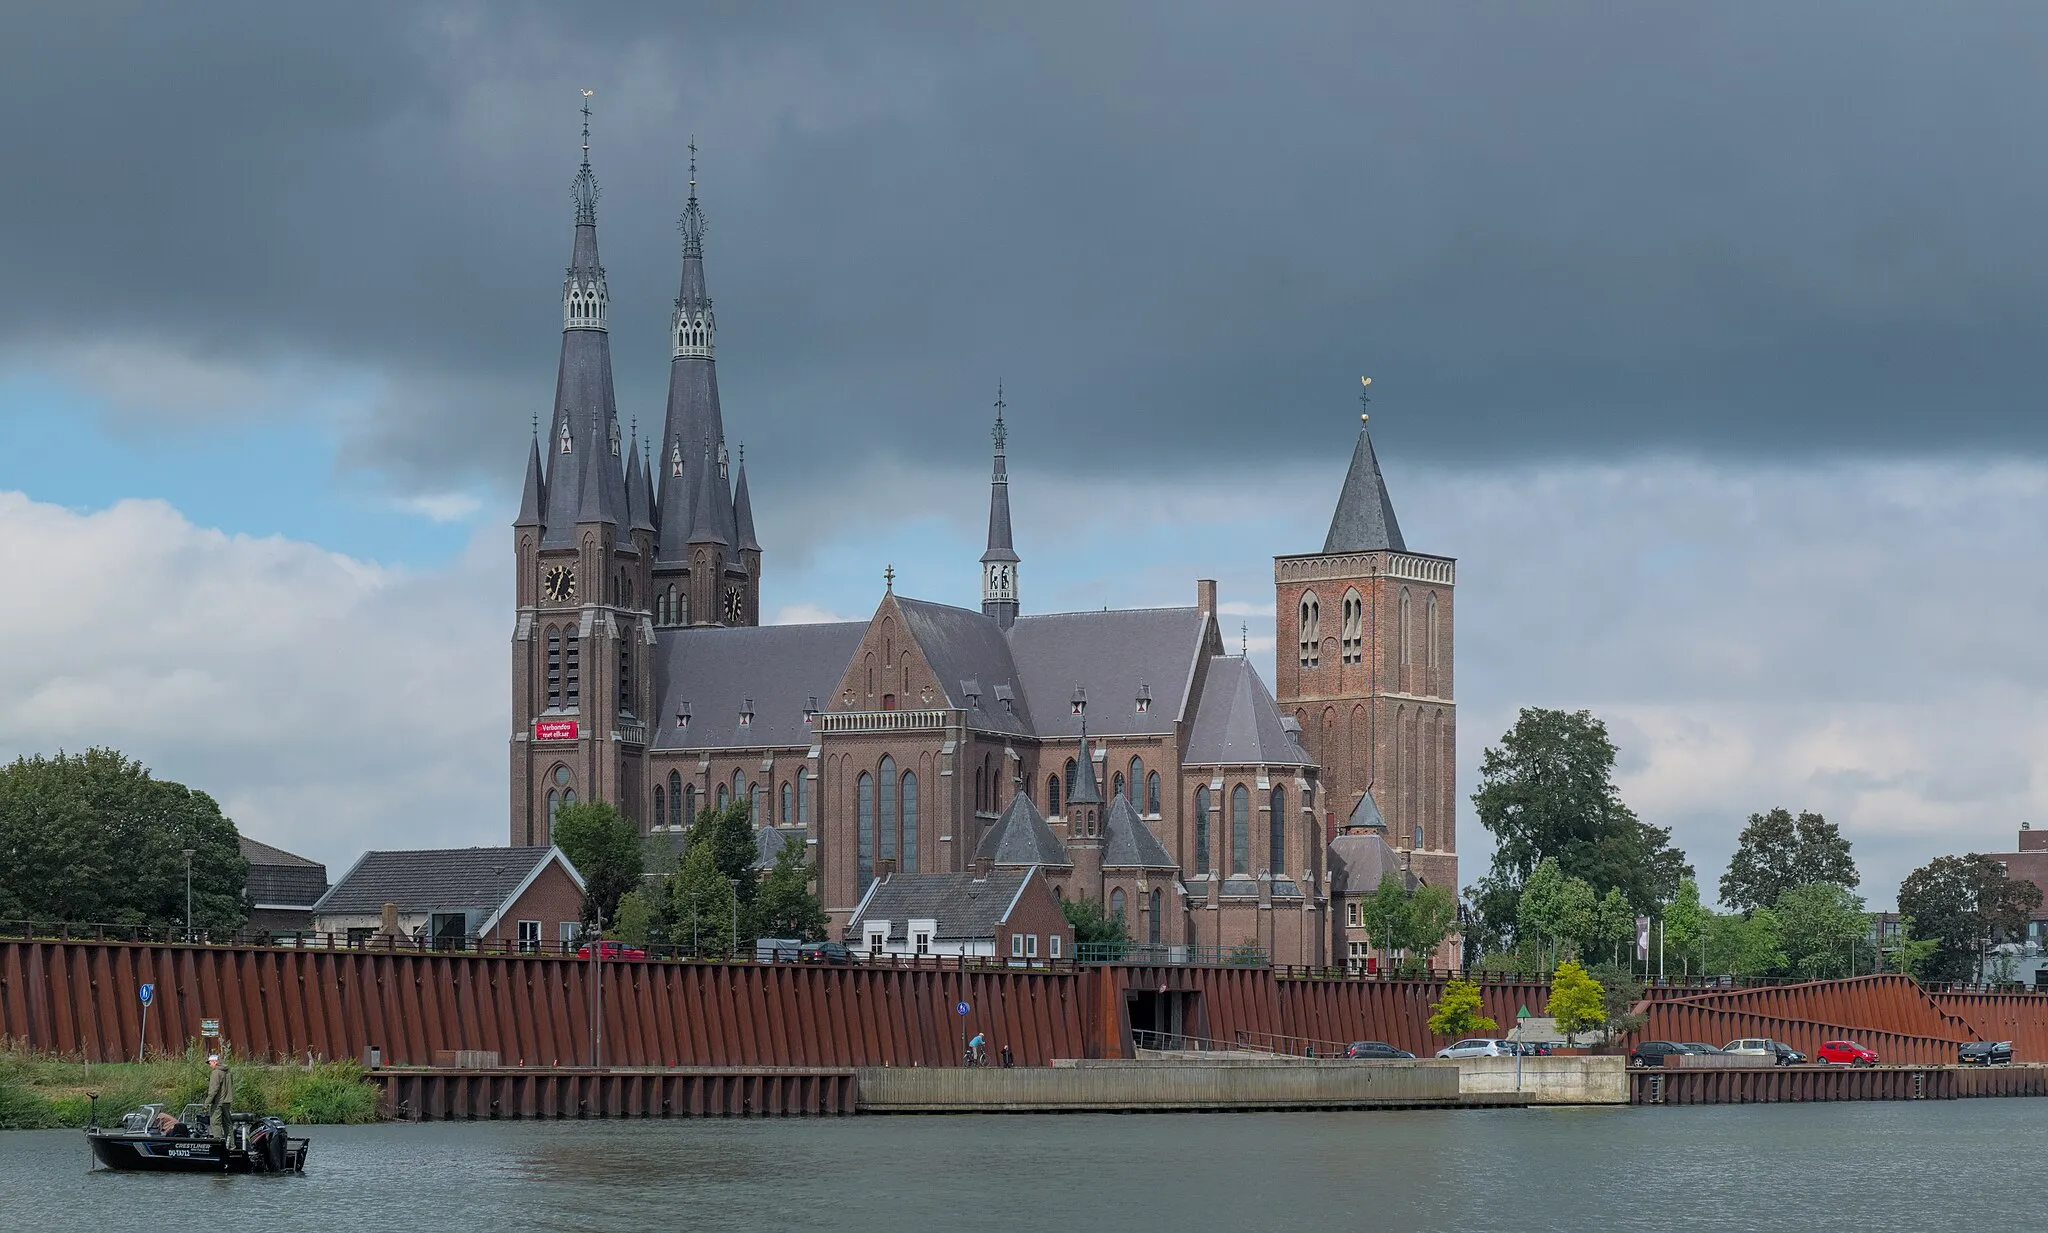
xmin=1815 ymin=1039 xmax=1878 ymax=1066
xmin=575 ymin=941 xmax=648 ymax=961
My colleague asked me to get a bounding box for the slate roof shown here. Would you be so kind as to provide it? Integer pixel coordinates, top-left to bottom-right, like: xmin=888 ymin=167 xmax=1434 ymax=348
xmin=848 ymin=870 xmax=1035 ymax=942
xmin=1328 ymin=831 xmax=1404 ymax=899
xmin=1184 ymin=657 xmax=1314 ymax=767
xmin=539 ymin=203 xmax=629 ymax=548
xmin=895 ymin=598 xmax=1032 ymax=737
xmin=1322 ymin=425 xmax=1406 ymax=554
xmin=1345 ymin=788 xmax=1388 ymax=831
xmin=515 ymin=437 xmax=545 ymax=528
xmin=753 ymin=825 xmax=807 ymax=870
xmin=1005 ymin=607 xmax=1211 ymax=738
xmin=1102 ymin=794 xmax=1175 ymax=869
xmin=977 ymin=794 xmax=1070 ymax=868
xmin=239 ymin=837 xmax=328 ymax=908
xmin=651 ymin=621 xmax=866 ymax=750
xmin=313 ymin=847 xmax=579 ymax=916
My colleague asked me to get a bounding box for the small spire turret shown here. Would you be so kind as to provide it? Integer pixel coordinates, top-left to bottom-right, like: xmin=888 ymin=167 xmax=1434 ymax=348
xmin=980 ymin=384 xmax=1020 ymax=629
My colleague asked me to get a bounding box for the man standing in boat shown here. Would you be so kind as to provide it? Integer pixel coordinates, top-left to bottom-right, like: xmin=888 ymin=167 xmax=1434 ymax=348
xmin=204 ymin=1050 xmax=234 ymax=1138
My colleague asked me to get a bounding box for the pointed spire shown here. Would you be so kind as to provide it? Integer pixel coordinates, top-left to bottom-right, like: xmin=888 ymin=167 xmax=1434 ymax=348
xmin=626 ymin=435 xmax=655 ymax=534
xmin=656 ymin=139 xmax=728 ymax=570
xmin=680 ymin=136 xmax=706 ymax=259
xmin=1322 ymin=384 xmax=1406 ymax=554
xmin=573 ymin=90 xmax=600 ymax=225
xmin=688 ymin=438 xmax=728 ymax=547
xmin=1068 ymin=729 xmax=1102 ymax=807
xmin=981 ymin=384 xmax=1020 ymax=629
xmin=515 ymin=434 xmax=545 ymax=528
xmin=733 ymin=447 xmax=761 ymax=553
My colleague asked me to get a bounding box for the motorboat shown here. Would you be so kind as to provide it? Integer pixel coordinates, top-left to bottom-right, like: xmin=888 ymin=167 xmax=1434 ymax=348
xmin=85 ymin=1099 xmax=309 ymax=1174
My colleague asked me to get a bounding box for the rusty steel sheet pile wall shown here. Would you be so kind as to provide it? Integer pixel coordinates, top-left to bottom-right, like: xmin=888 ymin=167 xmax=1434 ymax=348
xmin=1276 ymin=980 xmax=1554 ymax=1055
xmin=0 ymin=941 xmax=1091 ymax=1067
xmin=1929 ymin=993 xmax=2048 ymax=1063
xmin=1635 ymin=976 xmax=1987 ymax=1066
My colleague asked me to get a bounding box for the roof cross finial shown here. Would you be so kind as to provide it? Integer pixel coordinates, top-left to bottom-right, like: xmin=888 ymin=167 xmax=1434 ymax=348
xmin=884 ymin=564 xmax=895 ymax=592
xmin=1241 ymin=622 xmax=1249 ymax=657
xmin=572 ymin=90 xmax=601 ymax=225
xmin=992 ymin=382 xmax=1007 ymax=451
xmin=679 ymin=136 xmax=707 ymax=257
xmin=1359 ymin=375 xmax=1372 ymax=425
xmin=688 ymin=136 xmax=697 ymax=198
xmin=581 ymin=90 xmax=593 ymax=162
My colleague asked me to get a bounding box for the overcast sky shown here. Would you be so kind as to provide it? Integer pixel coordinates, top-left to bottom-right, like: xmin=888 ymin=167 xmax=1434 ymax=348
xmin=4 ymin=3 xmax=2046 ymax=908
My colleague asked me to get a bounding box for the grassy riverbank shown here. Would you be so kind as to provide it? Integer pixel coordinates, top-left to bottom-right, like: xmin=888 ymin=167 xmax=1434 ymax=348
xmin=0 ymin=1047 xmax=380 ymax=1128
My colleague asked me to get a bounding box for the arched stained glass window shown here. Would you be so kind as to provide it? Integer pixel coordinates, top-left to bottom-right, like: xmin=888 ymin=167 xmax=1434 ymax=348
xmin=653 ymin=785 xmax=665 ymax=830
xmin=669 ymin=771 xmax=683 ymax=829
xmin=750 ymin=782 xmax=763 ymax=822
xmin=1048 ymin=774 xmax=1061 ymax=817
xmin=796 ymin=769 xmax=808 ymax=827
xmin=901 ymin=772 xmax=919 ymax=874
xmin=1148 ymin=889 xmax=1162 ymax=945
xmin=857 ymin=772 xmax=875 ymax=890
xmin=1194 ymin=786 xmax=1211 ymax=874
xmin=879 ymin=757 xmax=898 ymax=862
xmin=1110 ymin=888 xmax=1126 ymax=922
xmin=683 ymin=784 xmax=696 ymax=827
xmin=1269 ymin=785 xmax=1287 ymax=875
xmin=780 ymin=781 xmax=792 ymax=825
xmin=1129 ymin=758 xmax=1143 ymax=802
xmin=1112 ymin=771 xmax=1125 ymax=800
xmin=1230 ymin=785 xmax=1250 ymax=875
xmin=1146 ymin=772 xmax=1161 ymax=815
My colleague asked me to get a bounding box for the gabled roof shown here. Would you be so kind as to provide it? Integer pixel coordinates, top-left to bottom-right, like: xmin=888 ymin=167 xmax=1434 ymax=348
xmin=239 ymin=836 xmax=328 ymax=909
xmin=650 ymin=621 xmax=866 ymax=751
xmin=1005 ymin=607 xmax=1209 ymax=738
xmin=1328 ymin=831 xmax=1405 ymax=898
xmin=977 ymin=793 xmax=1071 ymax=868
xmin=753 ymin=825 xmax=806 ymax=870
xmin=1322 ymin=425 xmax=1406 ymax=554
xmin=847 ymin=869 xmax=1036 ymax=942
xmin=312 ymin=846 xmax=583 ymax=921
xmin=895 ymin=597 xmax=1032 ymax=736
xmin=1102 ymin=794 xmax=1174 ymax=869
xmin=1184 ymin=657 xmax=1314 ymax=767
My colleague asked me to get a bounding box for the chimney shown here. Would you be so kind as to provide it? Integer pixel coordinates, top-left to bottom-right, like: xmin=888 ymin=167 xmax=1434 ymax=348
xmin=1197 ymin=579 xmax=1217 ymax=618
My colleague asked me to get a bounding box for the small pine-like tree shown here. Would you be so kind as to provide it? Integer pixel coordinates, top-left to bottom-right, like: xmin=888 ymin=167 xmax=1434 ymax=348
xmin=666 ymin=840 xmax=738 ymax=959
xmin=1547 ymin=959 xmax=1606 ymax=1044
xmin=1427 ymin=978 xmax=1499 ymax=1039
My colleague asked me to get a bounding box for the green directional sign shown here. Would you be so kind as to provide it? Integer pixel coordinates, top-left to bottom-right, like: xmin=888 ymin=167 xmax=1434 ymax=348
xmin=1517 ymin=1005 xmax=1531 ymax=1021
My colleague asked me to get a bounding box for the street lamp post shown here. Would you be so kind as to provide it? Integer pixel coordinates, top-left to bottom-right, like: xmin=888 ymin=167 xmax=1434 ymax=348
xmin=728 ymin=879 xmax=740 ymax=961
xmin=182 ymin=849 xmax=196 ymax=942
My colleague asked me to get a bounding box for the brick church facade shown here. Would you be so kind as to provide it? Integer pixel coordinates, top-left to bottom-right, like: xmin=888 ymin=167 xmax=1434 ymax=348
xmin=507 ymin=126 xmax=1457 ymax=967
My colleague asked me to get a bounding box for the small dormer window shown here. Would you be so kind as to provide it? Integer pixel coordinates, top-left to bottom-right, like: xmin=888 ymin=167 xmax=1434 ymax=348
xmin=675 ymin=702 xmax=691 ymax=730
xmin=739 ymin=697 xmax=754 ymax=727
xmin=803 ymin=696 xmax=819 ymax=727
xmin=559 ymin=422 xmax=572 ymax=454
xmin=1136 ymin=680 xmax=1152 ymax=714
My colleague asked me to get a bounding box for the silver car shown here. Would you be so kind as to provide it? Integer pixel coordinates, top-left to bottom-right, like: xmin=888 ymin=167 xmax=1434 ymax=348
xmin=1435 ymin=1038 xmax=1514 ymax=1059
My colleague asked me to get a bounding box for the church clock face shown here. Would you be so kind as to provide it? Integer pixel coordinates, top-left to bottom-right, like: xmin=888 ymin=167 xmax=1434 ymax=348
xmin=722 ymin=587 xmax=744 ymax=623
xmin=543 ymin=566 xmax=576 ymax=604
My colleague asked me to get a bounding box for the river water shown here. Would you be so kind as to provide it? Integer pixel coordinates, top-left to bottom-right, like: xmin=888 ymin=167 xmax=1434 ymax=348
xmin=2 ymin=1102 xmax=2036 ymax=1232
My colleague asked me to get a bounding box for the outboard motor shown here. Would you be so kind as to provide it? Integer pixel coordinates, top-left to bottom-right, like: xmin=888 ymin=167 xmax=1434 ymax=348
xmin=247 ymin=1118 xmax=291 ymax=1173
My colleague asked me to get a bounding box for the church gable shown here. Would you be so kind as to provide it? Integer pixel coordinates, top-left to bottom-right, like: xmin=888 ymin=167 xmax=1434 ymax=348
xmin=827 ymin=592 xmax=954 ymax=715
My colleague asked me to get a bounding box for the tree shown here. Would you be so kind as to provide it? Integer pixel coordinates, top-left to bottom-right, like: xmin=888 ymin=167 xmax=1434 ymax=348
xmin=665 ymin=840 xmax=738 ymax=959
xmin=1547 ymin=959 xmax=1606 ymax=1044
xmin=1062 ymin=896 xmax=1129 ymax=953
xmin=1890 ymin=917 xmax=1940 ymax=978
xmin=1517 ymin=858 xmax=1598 ymax=960
xmin=687 ymin=801 xmax=761 ymax=916
xmin=0 ymin=748 xmax=247 ymax=930
xmin=1357 ymin=873 xmax=1413 ymax=968
xmin=1595 ymin=888 xmax=1635 ymax=967
xmin=609 ymin=890 xmax=654 ymax=947
xmin=1897 ymin=854 xmax=2044 ymax=983
xmin=1406 ymin=883 xmax=1460 ymax=964
xmin=550 ymin=800 xmax=644 ymax=928
xmin=752 ymin=834 xmax=828 ymax=942
xmin=1775 ymin=882 xmax=1869 ymax=980
xmin=1720 ymin=808 xmax=1859 ymax=911
xmin=1662 ymin=878 xmax=1709 ymax=977
xmin=1428 ymin=978 xmax=1498 ymax=1038
xmin=1471 ymin=708 xmax=1691 ymax=928
xmin=1707 ymin=906 xmax=1786 ymax=977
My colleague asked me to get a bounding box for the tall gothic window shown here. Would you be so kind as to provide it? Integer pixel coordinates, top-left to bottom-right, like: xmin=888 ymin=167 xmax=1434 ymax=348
xmin=1112 ymin=771 xmax=1125 ymax=800
xmin=668 ymin=771 xmax=683 ymax=829
xmin=1398 ymin=589 xmax=1412 ymax=667
xmin=1129 ymin=758 xmax=1143 ymax=804
xmin=780 ymin=781 xmax=792 ymax=825
xmin=1230 ymin=785 xmax=1250 ymax=875
xmin=545 ymin=627 xmax=562 ymax=710
xmin=750 ymin=782 xmax=763 ymax=822
xmin=1194 ymin=785 xmax=1211 ymax=874
xmin=546 ymin=790 xmax=559 ymax=824
xmin=1148 ymin=888 xmax=1162 ymax=945
xmin=653 ymin=784 xmax=665 ymax=830
xmin=901 ymin=771 xmax=919 ymax=874
xmin=1048 ymin=774 xmax=1061 ymax=817
xmin=975 ymin=766 xmax=986 ymax=814
xmin=717 ymin=784 xmax=729 ymax=809
xmin=879 ymin=757 xmax=898 ymax=863
xmin=1341 ymin=589 xmax=1364 ymax=665
xmin=732 ymin=770 xmax=744 ymax=804
xmin=1426 ymin=592 xmax=1441 ymax=683
xmin=1146 ymin=772 xmax=1161 ymax=815
xmin=1269 ymin=785 xmax=1287 ymax=876
xmin=1299 ymin=591 xmax=1321 ymax=668
xmin=1110 ymin=887 xmax=1126 ymax=923
xmin=683 ymin=783 xmax=696 ymax=827
xmin=1064 ymin=758 xmax=1077 ymax=799
xmin=857 ymin=772 xmax=875 ymax=890
xmin=796 ymin=769 xmax=809 ymax=827
xmin=564 ymin=630 xmax=581 ymax=710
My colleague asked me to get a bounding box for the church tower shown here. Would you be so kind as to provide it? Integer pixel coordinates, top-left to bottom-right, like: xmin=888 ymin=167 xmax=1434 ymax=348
xmin=980 ymin=387 xmax=1020 ymax=629
xmin=510 ymin=99 xmax=652 ymax=846
xmin=1273 ymin=385 xmax=1457 ymax=897
xmin=651 ymin=145 xmax=759 ymax=631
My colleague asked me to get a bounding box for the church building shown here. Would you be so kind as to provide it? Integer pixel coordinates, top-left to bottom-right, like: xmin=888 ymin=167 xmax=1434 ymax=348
xmin=507 ymin=120 xmax=1457 ymax=967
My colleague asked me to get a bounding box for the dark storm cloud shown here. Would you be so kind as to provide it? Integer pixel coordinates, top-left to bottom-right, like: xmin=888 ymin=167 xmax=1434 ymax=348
xmin=5 ymin=2 xmax=2048 ymax=490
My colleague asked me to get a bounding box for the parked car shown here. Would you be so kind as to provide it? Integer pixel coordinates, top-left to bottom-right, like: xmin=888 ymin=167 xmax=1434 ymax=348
xmin=1436 ymin=1038 xmax=1514 ymax=1059
xmin=1630 ymin=1040 xmax=1694 ymax=1067
xmin=575 ymin=941 xmax=647 ymax=961
xmin=1723 ymin=1038 xmax=1803 ymax=1065
xmin=1509 ymin=1041 xmax=1554 ymax=1056
xmin=1681 ymin=1042 xmax=1724 ymax=1054
xmin=1959 ymin=1040 xmax=2014 ymax=1066
xmin=799 ymin=941 xmax=855 ymax=966
xmin=1344 ymin=1041 xmax=1416 ymax=1060
xmin=1815 ymin=1040 xmax=1879 ymax=1066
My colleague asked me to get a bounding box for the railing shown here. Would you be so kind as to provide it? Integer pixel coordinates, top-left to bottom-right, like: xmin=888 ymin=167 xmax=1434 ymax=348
xmin=1075 ymin=942 xmax=1270 ymax=967
xmin=1131 ymin=1028 xmax=1272 ymax=1054
xmin=811 ymin=709 xmax=950 ymax=734
xmin=1231 ymin=1028 xmax=1356 ymax=1058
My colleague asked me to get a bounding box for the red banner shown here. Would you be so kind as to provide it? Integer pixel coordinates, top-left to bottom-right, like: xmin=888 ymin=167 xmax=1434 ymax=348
xmin=533 ymin=720 xmax=579 ymax=741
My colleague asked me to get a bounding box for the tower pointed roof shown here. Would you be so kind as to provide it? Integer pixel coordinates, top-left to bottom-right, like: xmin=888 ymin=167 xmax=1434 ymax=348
xmin=655 ymin=142 xmax=732 ymax=567
xmin=1067 ymin=731 xmax=1102 ymax=807
xmin=980 ymin=389 xmax=1018 ymax=566
xmin=541 ymin=97 xmax=628 ymax=547
xmin=732 ymin=451 xmax=760 ymax=553
xmin=626 ymin=436 xmax=655 ymax=534
xmin=515 ymin=433 xmax=545 ymax=528
xmin=1322 ymin=415 xmax=1406 ymax=554
xmin=688 ymin=439 xmax=728 ymax=546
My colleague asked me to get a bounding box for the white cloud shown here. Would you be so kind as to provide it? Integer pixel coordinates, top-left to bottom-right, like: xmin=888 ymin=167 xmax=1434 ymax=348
xmin=393 ymin=491 xmax=485 ymax=523
xmin=772 ymin=602 xmax=857 ymax=626
xmin=0 ymin=491 xmax=505 ymax=871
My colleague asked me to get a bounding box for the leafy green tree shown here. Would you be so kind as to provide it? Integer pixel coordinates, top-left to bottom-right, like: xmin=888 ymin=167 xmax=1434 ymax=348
xmin=1471 ymin=708 xmax=1691 ymax=926
xmin=1719 ymin=808 xmax=1859 ymax=911
xmin=1588 ymin=965 xmax=1647 ymax=1041
xmin=1358 ymin=873 xmax=1413 ymax=967
xmin=1708 ymin=906 xmax=1786 ymax=977
xmin=1775 ymin=882 xmax=1869 ymax=980
xmin=1406 ymin=883 xmax=1459 ymax=963
xmin=1517 ymin=858 xmax=1598 ymax=959
xmin=0 ymin=749 xmax=247 ymax=929
xmin=1890 ymin=917 xmax=1940 ymax=978
xmin=1062 ymin=895 xmax=1130 ymax=953
xmin=687 ymin=802 xmax=761 ymax=916
xmin=608 ymin=890 xmax=654 ymax=947
xmin=1595 ymin=888 xmax=1635 ymax=966
xmin=1547 ymin=959 xmax=1606 ymax=1044
xmin=665 ymin=840 xmax=738 ymax=958
xmin=1662 ymin=878 xmax=1709 ymax=977
xmin=752 ymin=834 xmax=828 ymax=942
xmin=550 ymin=800 xmax=644 ymax=928
xmin=1897 ymin=854 xmax=2044 ymax=983
xmin=1428 ymin=978 xmax=1499 ymax=1038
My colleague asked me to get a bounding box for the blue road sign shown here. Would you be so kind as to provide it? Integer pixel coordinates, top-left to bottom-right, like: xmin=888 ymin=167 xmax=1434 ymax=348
xmin=956 ymin=1001 xmax=971 ymax=1016
xmin=139 ymin=983 xmax=154 ymax=1006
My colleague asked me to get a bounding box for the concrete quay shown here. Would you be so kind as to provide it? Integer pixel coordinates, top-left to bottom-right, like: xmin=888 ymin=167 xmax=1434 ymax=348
xmin=855 ymin=1058 xmax=1526 ymax=1113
